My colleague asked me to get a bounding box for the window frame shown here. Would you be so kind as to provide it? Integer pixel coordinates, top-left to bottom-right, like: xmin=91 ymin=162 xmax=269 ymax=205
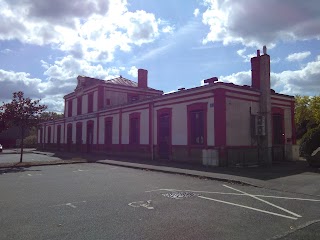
xmin=129 ymin=112 xmax=141 ymax=145
xmin=187 ymin=102 xmax=208 ymax=147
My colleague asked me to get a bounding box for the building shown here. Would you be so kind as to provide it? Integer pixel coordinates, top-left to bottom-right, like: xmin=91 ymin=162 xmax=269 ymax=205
xmin=37 ymin=47 xmax=299 ymax=166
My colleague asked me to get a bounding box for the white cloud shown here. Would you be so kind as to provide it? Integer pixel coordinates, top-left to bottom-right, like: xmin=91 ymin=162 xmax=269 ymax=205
xmin=128 ymin=66 xmax=138 ymax=78
xmin=0 ymin=0 xmax=173 ymax=62
xmin=194 ymin=8 xmax=200 ymax=17
xmin=236 ymin=48 xmax=255 ymax=62
xmin=201 ymin=0 xmax=320 ymax=47
xmin=217 ymin=55 xmax=320 ymax=96
xmin=286 ymin=51 xmax=311 ymax=62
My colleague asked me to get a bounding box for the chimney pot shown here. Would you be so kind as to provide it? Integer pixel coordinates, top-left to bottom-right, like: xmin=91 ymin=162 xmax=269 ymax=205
xmin=257 ymin=50 xmax=260 ymax=56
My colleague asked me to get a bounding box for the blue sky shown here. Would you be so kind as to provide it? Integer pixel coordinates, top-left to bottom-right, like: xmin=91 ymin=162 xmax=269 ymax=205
xmin=0 ymin=0 xmax=319 ymax=112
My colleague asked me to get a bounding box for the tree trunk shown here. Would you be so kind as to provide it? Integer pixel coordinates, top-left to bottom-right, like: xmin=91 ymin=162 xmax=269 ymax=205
xmin=20 ymin=126 xmax=24 ymax=163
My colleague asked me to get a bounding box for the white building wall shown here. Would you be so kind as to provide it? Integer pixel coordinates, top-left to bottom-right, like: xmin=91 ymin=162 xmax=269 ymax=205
xmin=226 ymin=98 xmax=259 ymax=146
xmin=112 ymin=114 xmax=120 ymax=144
xmin=172 ymin=104 xmax=187 ymax=145
xmin=72 ymin=98 xmax=76 ymax=116
xmin=140 ymin=109 xmax=149 ymax=145
xmin=122 ymin=113 xmax=129 ymax=144
xmin=83 ymin=94 xmax=88 ymax=114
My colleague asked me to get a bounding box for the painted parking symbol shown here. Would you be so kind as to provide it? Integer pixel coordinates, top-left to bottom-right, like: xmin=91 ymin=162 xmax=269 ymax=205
xmin=128 ymin=200 xmax=154 ymax=210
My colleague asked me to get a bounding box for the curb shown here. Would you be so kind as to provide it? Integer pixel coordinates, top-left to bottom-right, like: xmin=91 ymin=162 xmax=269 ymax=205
xmin=96 ymin=160 xmax=260 ymax=188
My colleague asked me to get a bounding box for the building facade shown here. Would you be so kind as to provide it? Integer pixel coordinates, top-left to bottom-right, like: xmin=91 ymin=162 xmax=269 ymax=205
xmin=38 ymin=48 xmax=299 ymax=166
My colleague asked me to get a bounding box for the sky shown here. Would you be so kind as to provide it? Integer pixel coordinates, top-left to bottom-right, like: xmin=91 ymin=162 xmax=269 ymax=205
xmin=0 ymin=0 xmax=319 ymax=113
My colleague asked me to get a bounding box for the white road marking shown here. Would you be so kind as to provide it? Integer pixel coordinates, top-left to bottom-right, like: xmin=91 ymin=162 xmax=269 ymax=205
xmin=72 ymin=169 xmax=89 ymax=173
xmin=128 ymin=200 xmax=154 ymax=210
xmin=50 ymin=200 xmax=86 ymax=208
xmin=146 ymin=189 xmax=320 ymax=202
xmin=223 ymin=185 xmax=302 ymax=218
xmin=27 ymin=173 xmax=42 ymax=176
xmin=198 ymin=196 xmax=298 ymax=220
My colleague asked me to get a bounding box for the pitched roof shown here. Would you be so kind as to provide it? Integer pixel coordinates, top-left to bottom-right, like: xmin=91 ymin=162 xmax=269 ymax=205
xmin=105 ymin=76 xmax=138 ymax=87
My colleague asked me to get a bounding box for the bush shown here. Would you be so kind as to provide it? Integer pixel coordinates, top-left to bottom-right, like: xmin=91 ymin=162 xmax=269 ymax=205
xmin=299 ymin=125 xmax=320 ymax=157
xmin=24 ymin=134 xmax=37 ymax=148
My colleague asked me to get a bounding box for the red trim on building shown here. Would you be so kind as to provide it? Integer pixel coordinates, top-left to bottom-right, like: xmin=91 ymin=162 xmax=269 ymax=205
xmin=122 ymin=106 xmax=149 ymax=114
xmin=213 ymin=88 xmax=226 ymax=147
xmin=129 ymin=112 xmax=141 ymax=145
xmin=226 ymin=96 xmax=260 ymax=103
xmin=96 ymin=113 xmax=100 ymax=146
xmin=187 ymin=102 xmax=208 ymax=148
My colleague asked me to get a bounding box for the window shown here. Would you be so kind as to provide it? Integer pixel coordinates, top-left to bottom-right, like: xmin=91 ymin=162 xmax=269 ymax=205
xmin=190 ymin=110 xmax=204 ymax=145
xmin=77 ymin=97 xmax=82 ymax=115
xmin=187 ymin=103 xmax=207 ymax=146
xmin=104 ymin=118 xmax=112 ymax=145
xmin=105 ymin=98 xmax=111 ymax=107
xmin=47 ymin=126 xmax=51 ymax=144
xmin=68 ymin=100 xmax=73 ymax=117
xmin=57 ymin=125 xmax=61 ymax=145
xmin=273 ymin=114 xmax=284 ymax=145
xmin=88 ymin=93 xmax=93 ymax=113
xmin=128 ymin=94 xmax=139 ymax=103
xmin=129 ymin=113 xmax=140 ymax=144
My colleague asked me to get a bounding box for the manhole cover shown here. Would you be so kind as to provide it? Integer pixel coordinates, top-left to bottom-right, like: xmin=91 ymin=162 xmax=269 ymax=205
xmin=162 ymin=192 xmax=199 ymax=199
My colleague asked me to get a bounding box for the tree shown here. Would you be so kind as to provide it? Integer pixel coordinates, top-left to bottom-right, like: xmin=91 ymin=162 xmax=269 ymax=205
xmin=40 ymin=111 xmax=64 ymax=121
xmin=0 ymin=91 xmax=47 ymax=162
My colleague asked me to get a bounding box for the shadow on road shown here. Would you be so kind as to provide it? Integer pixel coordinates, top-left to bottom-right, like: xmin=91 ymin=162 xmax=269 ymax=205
xmin=0 ymin=167 xmax=41 ymax=175
xmin=47 ymin=150 xmax=320 ymax=181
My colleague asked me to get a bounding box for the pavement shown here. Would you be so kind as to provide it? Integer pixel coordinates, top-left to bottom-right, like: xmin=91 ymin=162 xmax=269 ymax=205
xmin=1 ymin=148 xmax=320 ymax=197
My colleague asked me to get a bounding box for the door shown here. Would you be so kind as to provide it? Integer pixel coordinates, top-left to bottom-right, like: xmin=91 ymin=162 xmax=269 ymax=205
xmin=158 ymin=114 xmax=170 ymax=159
xmin=67 ymin=124 xmax=72 ymax=152
xmin=105 ymin=121 xmax=112 ymax=150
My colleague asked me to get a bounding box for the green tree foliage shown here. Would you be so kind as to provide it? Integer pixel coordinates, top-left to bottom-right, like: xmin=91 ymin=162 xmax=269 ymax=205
xmin=40 ymin=111 xmax=64 ymax=121
xmin=295 ymin=95 xmax=320 ymax=139
xmin=299 ymin=125 xmax=320 ymax=157
xmin=0 ymin=91 xmax=47 ymax=162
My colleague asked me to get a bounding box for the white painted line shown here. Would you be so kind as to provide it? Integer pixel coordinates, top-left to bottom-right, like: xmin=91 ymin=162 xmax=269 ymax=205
xmin=198 ymin=196 xmax=298 ymax=220
xmin=50 ymin=200 xmax=86 ymax=208
xmin=128 ymin=200 xmax=154 ymax=210
xmin=223 ymin=185 xmax=302 ymax=218
xmin=72 ymin=169 xmax=89 ymax=172
xmin=146 ymin=189 xmax=320 ymax=202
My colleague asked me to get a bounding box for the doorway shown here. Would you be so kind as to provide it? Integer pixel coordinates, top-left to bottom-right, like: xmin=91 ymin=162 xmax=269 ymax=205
xmin=158 ymin=113 xmax=171 ymax=159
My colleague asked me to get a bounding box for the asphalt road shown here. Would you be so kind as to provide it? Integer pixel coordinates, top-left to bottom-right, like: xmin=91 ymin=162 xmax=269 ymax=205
xmin=0 ymin=163 xmax=320 ymax=240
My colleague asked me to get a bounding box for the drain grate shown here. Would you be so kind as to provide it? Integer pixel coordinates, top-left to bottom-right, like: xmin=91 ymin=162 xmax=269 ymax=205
xmin=162 ymin=192 xmax=199 ymax=199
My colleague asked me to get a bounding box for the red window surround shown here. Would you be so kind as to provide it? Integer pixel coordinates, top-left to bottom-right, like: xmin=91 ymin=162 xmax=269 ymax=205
xmin=88 ymin=93 xmax=94 ymax=113
xmin=67 ymin=100 xmax=73 ymax=117
xmin=77 ymin=97 xmax=82 ymax=115
xmin=187 ymin=102 xmax=208 ymax=147
xmin=129 ymin=112 xmax=141 ymax=145
xmin=104 ymin=117 xmax=113 ymax=145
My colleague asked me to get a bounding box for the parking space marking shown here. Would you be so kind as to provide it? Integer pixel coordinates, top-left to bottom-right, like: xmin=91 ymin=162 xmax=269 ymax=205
xmin=146 ymin=189 xmax=320 ymax=202
xmin=223 ymin=185 xmax=302 ymax=218
xmin=50 ymin=200 xmax=86 ymax=208
xmin=198 ymin=196 xmax=298 ymax=220
xmin=147 ymin=185 xmax=320 ymax=220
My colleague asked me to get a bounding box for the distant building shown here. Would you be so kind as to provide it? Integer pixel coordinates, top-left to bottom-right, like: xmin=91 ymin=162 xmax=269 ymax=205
xmin=38 ymin=48 xmax=299 ymax=166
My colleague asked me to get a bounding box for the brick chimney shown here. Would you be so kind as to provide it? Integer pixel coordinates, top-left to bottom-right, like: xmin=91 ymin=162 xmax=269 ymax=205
xmin=138 ymin=69 xmax=148 ymax=88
